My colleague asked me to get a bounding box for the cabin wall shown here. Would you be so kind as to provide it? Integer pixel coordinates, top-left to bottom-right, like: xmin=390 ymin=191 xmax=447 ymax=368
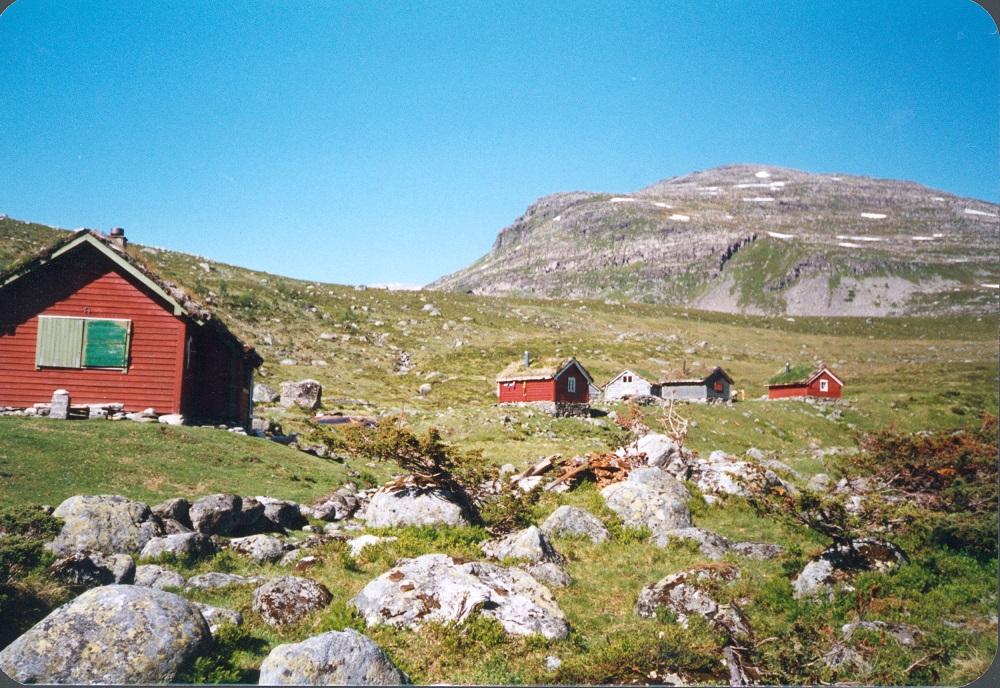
xmin=498 ymin=379 xmax=556 ymax=403
xmin=604 ymin=376 xmax=652 ymax=401
xmin=182 ymin=325 xmax=252 ymax=425
xmin=705 ymin=372 xmax=731 ymax=401
xmin=554 ymin=366 xmax=589 ymax=403
xmin=807 ymin=372 xmax=842 ymax=398
xmin=660 ymin=384 xmax=708 ymax=402
xmin=768 ymin=384 xmax=807 ymax=399
xmin=0 ymin=248 xmax=185 ymax=412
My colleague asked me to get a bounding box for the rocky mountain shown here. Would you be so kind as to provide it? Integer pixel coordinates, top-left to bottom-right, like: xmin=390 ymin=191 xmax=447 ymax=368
xmin=429 ymin=165 xmax=999 ymax=316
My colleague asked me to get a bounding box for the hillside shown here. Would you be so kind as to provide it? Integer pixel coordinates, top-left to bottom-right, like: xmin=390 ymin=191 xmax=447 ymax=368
xmin=428 ymin=164 xmax=1000 ymax=316
xmin=2 ymin=215 xmax=998 ymax=685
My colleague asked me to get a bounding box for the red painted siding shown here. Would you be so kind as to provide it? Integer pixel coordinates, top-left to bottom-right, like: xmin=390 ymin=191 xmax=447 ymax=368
xmin=498 ymin=379 xmax=556 ymax=402
xmin=0 ymin=246 xmax=185 ymax=412
xmin=554 ymin=364 xmax=589 ymax=403
xmin=768 ymin=371 xmax=842 ymax=399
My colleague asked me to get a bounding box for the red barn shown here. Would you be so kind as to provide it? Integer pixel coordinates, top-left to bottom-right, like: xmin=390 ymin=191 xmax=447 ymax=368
xmin=496 ymin=356 xmax=592 ymax=405
xmin=0 ymin=229 xmax=262 ymax=425
xmin=767 ymin=365 xmax=843 ymax=400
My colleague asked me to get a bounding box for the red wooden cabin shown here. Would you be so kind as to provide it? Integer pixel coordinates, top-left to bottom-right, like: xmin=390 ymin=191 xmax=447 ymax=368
xmin=767 ymin=365 xmax=843 ymax=400
xmin=496 ymin=355 xmax=592 ymax=404
xmin=0 ymin=229 xmax=262 ymax=425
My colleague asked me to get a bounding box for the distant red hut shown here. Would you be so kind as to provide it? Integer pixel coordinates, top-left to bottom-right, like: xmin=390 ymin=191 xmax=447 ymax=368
xmin=0 ymin=229 xmax=262 ymax=425
xmin=767 ymin=364 xmax=843 ymax=400
xmin=496 ymin=354 xmax=592 ymax=406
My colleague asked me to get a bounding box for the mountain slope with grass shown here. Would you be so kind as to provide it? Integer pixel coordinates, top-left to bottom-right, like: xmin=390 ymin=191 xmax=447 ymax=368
xmin=428 ymin=164 xmax=1000 ymax=316
xmin=1 ymin=214 xmax=997 ymax=684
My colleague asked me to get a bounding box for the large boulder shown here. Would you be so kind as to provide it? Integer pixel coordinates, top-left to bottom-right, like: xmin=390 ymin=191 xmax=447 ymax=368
xmin=254 ymin=496 xmax=307 ymax=531
xmin=258 ymin=629 xmax=409 ymax=685
xmin=252 ymin=576 xmax=333 ymax=627
xmin=229 ymin=534 xmax=290 ymax=563
xmin=151 ymin=497 xmax=192 ymax=528
xmin=481 ymin=526 xmax=562 ymax=564
xmin=540 ymin=505 xmax=610 ymax=544
xmin=253 ymin=383 xmax=280 ymax=404
xmin=48 ymin=495 xmax=162 ymax=555
xmin=186 ymin=572 xmax=263 ymax=591
xmin=280 ymin=379 xmax=323 ymax=409
xmin=193 ymin=602 xmax=244 ymax=636
xmin=636 ymin=565 xmax=749 ymax=638
xmin=364 ymin=485 xmax=472 ymax=528
xmin=189 ymin=494 xmax=243 ymax=535
xmin=601 ymin=467 xmax=692 ymax=543
xmin=522 ymin=561 xmax=573 ymax=588
xmin=687 ymin=451 xmax=793 ymax=498
xmin=663 ymin=527 xmax=784 ymax=561
xmin=140 ymin=532 xmax=218 ymax=561
xmin=135 ymin=564 xmax=187 ymax=590
xmin=46 ymin=552 xmax=135 ymax=589
xmin=236 ymin=497 xmax=267 ymax=532
xmin=310 ymin=487 xmax=360 ymax=522
xmin=792 ymin=539 xmax=908 ymax=598
xmin=622 ymin=433 xmax=680 ymax=467
xmin=0 ymin=585 xmax=210 ymax=684
xmin=351 ymin=553 xmax=569 ymax=639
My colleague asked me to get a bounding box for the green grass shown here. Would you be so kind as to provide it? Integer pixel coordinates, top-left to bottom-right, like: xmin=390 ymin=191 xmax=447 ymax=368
xmin=767 ymin=363 xmax=815 ymax=384
xmin=0 ymin=418 xmax=390 ymax=507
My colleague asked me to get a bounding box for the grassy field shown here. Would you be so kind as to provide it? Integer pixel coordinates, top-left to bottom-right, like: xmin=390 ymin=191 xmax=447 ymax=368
xmin=1 ymin=219 xmax=997 ymax=684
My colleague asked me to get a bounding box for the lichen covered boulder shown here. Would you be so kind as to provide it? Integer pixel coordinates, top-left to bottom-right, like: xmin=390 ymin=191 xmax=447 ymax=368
xmin=601 ymin=467 xmax=692 ymax=542
xmin=252 ymin=576 xmax=333 ymax=627
xmin=48 ymin=495 xmax=162 ymax=555
xmin=189 ymin=493 xmax=243 ymax=535
xmin=258 ymin=629 xmax=409 ymax=685
xmin=135 ymin=564 xmax=187 ymax=590
xmin=229 ymin=534 xmax=291 ymax=563
xmin=792 ymin=538 xmax=908 ymax=598
xmin=46 ymin=552 xmax=135 ymax=588
xmin=140 ymin=532 xmax=218 ymax=561
xmin=540 ymin=505 xmax=610 ymax=544
xmin=364 ymin=485 xmax=472 ymax=528
xmin=481 ymin=526 xmax=563 ymax=564
xmin=636 ymin=565 xmax=749 ymax=638
xmin=351 ymin=553 xmax=569 ymax=639
xmin=0 ymin=584 xmax=211 ymax=684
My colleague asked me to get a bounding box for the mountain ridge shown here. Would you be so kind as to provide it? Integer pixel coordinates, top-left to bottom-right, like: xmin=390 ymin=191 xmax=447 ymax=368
xmin=429 ymin=164 xmax=999 ymax=316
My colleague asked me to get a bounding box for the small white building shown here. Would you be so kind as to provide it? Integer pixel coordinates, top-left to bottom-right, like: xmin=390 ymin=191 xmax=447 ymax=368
xmin=603 ymin=369 xmax=658 ymax=402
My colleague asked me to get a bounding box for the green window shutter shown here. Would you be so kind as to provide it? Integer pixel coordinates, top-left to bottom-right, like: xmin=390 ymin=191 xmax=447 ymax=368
xmin=36 ymin=317 xmax=84 ymax=368
xmin=83 ymin=319 xmax=130 ymax=368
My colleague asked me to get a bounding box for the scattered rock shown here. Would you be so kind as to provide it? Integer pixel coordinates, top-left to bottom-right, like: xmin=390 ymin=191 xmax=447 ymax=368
xmin=621 ymin=433 xmax=679 ymax=467
xmin=252 ymin=576 xmax=333 ymax=627
xmin=258 ymin=629 xmax=409 ymax=685
xmin=636 ymin=565 xmax=749 ymax=637
xmin=522 ymin=561 xmax=573 ymax=588
xmin=46 ymin=552 xmax=135 ymax=588
xmin=189 ymin=494 xmax=243 ymax=535
xmin=347 ymin=534 xmax=398 ymax=557
xmin=664 ymin=527 xmax=784 ymax=560
xmin=806 ymin=473 xmax=833 ymax=492
xmin=186 ymin=572 xmax=263 ymax=591
xmin=229 ymin=534 xmax=291 ymax=563
xmin=135 ymin=564 xmax=187 ymax=590
xmin=481 ymin=526 xmax=563 ymax=564
xmin=841 ymin=620 xmax=921 ymax=647
xmin=601 ymin=467 xmax=692 ymax=543
xmin=140 ymin=532 xmax=218 ymax=561
xmin=417 ymin=383 xmax=432 ymax=396
xmin=158 ymin=413 xmax=185 ymax=426
xmin=193 ymin=602 xmax=244 ymax=635
xmin=49 ymin=495 xmax=162 ymax=556
xmin=310 ymin=487 xmax=360 ymax=521
xmin=352 ymin=553 xmax=569 ymax=639
xmin=151 ymin=498 xmax=192 ymax=528
xmin=0 ymin=585 xmax=210 ymax=684
xmin=792 ymin=539 xmax=908 ymax=598
xmin=253 ymin=383 xmax=280 ymax=403
xmin=254 ymin=496 xmax=307 ymax=531
xmin=280 ymin=379 xmax=323 ymax=409
xmin=540 ymin=505 xmax=610 ymax=544
xmin=364 ymin=485 xmax=473 ymax=528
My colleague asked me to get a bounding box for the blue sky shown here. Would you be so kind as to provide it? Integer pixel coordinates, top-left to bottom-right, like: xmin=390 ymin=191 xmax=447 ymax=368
xmin=1 ymin=0 xmax=996 ymax=286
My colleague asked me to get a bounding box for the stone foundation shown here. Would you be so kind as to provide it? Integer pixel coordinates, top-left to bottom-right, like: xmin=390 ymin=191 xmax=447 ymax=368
xmin=499 ymin=401 xmax=592 ymax=417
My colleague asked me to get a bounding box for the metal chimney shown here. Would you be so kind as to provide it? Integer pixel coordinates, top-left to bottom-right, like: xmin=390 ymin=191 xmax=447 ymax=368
xmin=524 ymin=351 xmax=531 ymax=368
xmin=108 ymin=227 xmax=127 ymax=252
xmin=785 ymin=361 xmax=791 ymax=372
